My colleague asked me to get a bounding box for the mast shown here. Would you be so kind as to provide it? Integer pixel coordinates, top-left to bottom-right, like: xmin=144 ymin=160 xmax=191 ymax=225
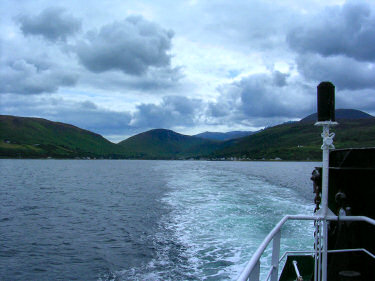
xmin=315 ymin=82 xmax=338 ymax=281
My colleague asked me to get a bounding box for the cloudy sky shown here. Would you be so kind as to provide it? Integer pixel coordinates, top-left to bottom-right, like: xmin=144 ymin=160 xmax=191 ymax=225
xmin=1 ymin=0 xmax=375 ymax=142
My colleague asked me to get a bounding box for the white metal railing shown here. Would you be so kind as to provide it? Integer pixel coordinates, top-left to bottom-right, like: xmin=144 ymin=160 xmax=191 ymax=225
xmin=279 ymin=248 xmax=375 ymax=263
xmin=237 ymin=215 xmax=375 ymax=281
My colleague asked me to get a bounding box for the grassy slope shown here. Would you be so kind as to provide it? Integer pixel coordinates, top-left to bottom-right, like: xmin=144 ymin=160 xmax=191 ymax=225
xmin=0 ymin=115 xmax=123 ymax=158
xmin=193 ymin=131 xmax=254 ymax=141
xmin=209 ymin=119 xmax=375 ymax=160
xmin=1 ymin=115 xmax=374 ymax=160
xmin=118 ymin=129 xmax=220 ymax=159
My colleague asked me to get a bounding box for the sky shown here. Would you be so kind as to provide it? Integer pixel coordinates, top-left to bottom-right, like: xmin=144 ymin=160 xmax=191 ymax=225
xmin=1 ymin=0 xmax=375 ymax=142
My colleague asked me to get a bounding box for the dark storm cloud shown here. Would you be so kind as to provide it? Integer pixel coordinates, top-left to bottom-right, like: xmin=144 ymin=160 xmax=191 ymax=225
xmin=238 ymin=74 xmax=295 ymax=118
xmin=0 ymin=58 xmax=78 ymax=95
xmin=131 ymin=96 xmax=202 ymax=128
xmin=209 ymin=71 xmax=309 ymax=121
xmin=272 ymin=71 xmax=289 ymax=87
xmin=17 ymin=7 xmax=81 ymax=41
xmin=80 ymin=100 xmax=98 ymax=110
xmin=76 ymin=16 xmax=174 ymax=76
xmin=296 ymin=54 xmax=375 ymax=90
xmin=287 ymin=1 xmax=375 ymax=62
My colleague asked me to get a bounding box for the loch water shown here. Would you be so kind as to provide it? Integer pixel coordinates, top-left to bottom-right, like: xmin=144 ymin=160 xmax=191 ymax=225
xmin=0 ymin=160 xmax=319 ymax=280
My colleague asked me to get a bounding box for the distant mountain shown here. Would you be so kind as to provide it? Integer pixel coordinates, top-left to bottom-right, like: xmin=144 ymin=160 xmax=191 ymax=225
xmin=118 ymin=129 xmax=221 ymax=159
xmin=300 ymin=109 xmax=374 ymax=122
xmin=0 ymin=116 xmax=221 ymax=159
xmin=194 ymin=131 xmax=254 ymax=141
xmin=209 ymin=118 xmax=375 ymax=161
xmin=0 ymin=115 xmax=122 ymax=158
xmin=2 ymin=114 xmax=375 ymax=160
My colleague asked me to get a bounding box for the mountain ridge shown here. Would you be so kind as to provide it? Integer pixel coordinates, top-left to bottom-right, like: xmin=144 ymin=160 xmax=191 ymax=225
xmin=118 ymin=128 xmax=220 ymax=159
xmin=1 ymin=109 xmax=375 ymax=160
xmin=0 ymin=115 xmax=122 ymax=158
xmin=209 ymin=118 xmax=375 ymax=160
xmin=300 ymin=109 xmax=374 ymax=122
xmin=194 ymin=131 xmax=255 ymax=141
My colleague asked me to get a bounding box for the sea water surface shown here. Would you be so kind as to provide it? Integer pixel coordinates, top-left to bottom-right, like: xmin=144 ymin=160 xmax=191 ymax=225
xmin=0 ymin=160 xmax=318 ymax=280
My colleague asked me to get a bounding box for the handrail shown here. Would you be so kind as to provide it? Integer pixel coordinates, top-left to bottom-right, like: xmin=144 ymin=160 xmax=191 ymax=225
xmin=237 ymin=215 xmax=375 ymax=281
xmin=279 ymin=248 xmax=375 ymax=264
xmin=279 ymin=251 xmax=315 ymax=263
xmin=327 ymin=215 xmax=375 ymax=225
xmin=237 ymin=215 xmax=315 ymax=281
xmin=327 ymin=248 xmax=375 ymax=259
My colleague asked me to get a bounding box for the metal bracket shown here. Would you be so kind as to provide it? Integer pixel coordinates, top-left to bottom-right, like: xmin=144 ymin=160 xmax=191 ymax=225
xmin=315 ymin=121 xmax=338 ymax=150
xmin=321 ymin=130 xmax=335 ymax=150
xmin=314 ymin=121 xmax=338 ymax=127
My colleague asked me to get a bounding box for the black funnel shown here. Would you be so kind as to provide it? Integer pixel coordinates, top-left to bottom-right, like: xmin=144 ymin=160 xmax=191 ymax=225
xmin=317 ymin=82 xmax=335 ymax=122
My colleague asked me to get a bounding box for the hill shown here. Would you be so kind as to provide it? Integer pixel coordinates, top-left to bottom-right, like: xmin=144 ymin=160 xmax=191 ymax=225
xmin=2 ymin=111 xmax=375 ymax=160
xmin=0 ymin=116 xmax=220 ymax=159
xmin=208 ymin=118 xmax=375 ymax=161
xmin=118 ymin=129 xmax=220 ymax=159
xmin=301 ymin=109 xmax=374 ymax=122
xmin=194 ymin=131 xmax=254 ymax=141
xmin=0 ymin=115 xmax=123 ymax=158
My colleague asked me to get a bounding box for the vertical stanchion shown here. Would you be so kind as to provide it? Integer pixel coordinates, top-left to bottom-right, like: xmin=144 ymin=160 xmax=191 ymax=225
xmin=321 ymin=124 xmax=332 ymax=281
xmin=270 ymin=230 xmax=281 ymax=281
xmin=316 ymin=121 xmax=337 ymax=281
xmin=315 ymin=81 xmax=337 ymax=281
xmin=249 ymin=260 xmax=260 ymax=281
xmin=318 ymin=220 xmax=322 ymax=281
xmin=314 ymin=221 xmax=319 ymax=281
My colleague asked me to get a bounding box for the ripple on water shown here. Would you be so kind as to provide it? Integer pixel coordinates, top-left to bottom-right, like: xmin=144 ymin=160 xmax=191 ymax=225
xmin=0 ymin=160 xmax=316 ymax=281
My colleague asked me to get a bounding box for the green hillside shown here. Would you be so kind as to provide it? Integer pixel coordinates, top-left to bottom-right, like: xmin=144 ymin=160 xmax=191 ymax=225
xmin=194 ymin=131 xmax=254 ymax=141
xmin=117 ymin=129 xmax=220 ymax=159
xmin=0 ymin=115 xmax=123 ymax=158
xmin=1 ymin=113 xmax=374 ymax=160
xmin=209 ymin=119 xmax=375 ymax=161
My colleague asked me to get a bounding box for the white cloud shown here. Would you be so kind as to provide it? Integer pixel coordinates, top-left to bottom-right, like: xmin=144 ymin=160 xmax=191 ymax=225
xmin=0 ymin=58 xmax=77 ymax=95
xmin=1 ymin=0 xmax=374 ymax=138
xmin=17 ymin=7 xmax=81 ymax=42
xmin=75 ymin=16 xmax=174 ymax=75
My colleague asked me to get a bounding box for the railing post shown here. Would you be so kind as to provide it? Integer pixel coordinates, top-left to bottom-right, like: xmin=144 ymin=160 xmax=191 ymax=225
xmin=249 ymin=260 xmax=260 ymax=281
xmin=316 ymin=122 xmax=336 ymax=281
xmin=322 ymin=219 xmax=328 ymax=281
xmin=271 ymin=230 xmax=281 ymax=281
xmin=314 ymin=220 xmax=320 ymax=281
xmin=317 ymin=220 xmax=322 ymax=281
